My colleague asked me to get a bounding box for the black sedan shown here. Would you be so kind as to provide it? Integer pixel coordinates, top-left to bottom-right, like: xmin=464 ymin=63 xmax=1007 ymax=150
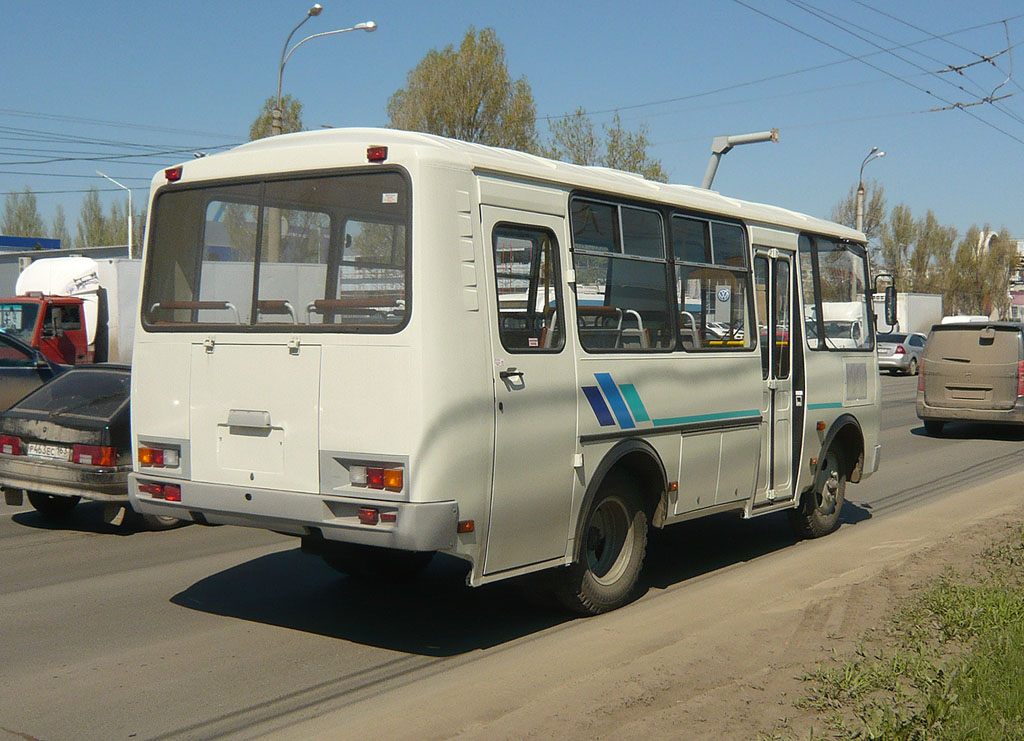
xmin=0 ymin=364 xmax=179 ymax=530
xmin=0 ymin=329 xmax=64 ymax=410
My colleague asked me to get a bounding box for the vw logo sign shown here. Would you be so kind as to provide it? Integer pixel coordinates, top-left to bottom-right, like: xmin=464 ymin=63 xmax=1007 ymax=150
xmin=716 ymin=286 xmax=731 ymax=302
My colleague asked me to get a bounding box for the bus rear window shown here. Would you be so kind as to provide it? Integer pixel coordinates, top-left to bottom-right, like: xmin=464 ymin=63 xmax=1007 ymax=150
xmin=142 ymin=170 xmax=410 ymax=333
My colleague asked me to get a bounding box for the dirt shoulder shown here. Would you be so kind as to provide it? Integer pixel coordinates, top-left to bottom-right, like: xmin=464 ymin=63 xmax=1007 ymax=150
xmin=273 ymin=472 xmax=1024 ymax=741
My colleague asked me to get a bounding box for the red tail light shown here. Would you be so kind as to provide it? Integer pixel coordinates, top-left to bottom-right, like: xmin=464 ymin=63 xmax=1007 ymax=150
xmin=358 ymin=507 xmax=379 ymax=525
xmin=1017 ymin=361 xmax=1024 ymax=397
xmin=0 ymin=435 xmax=22 ymax=456
xmin=72 ymin=444 xmax=117 ymax=467
xmin=918 ymin=360 xmax=925 ymax=393
xmin=367 ymin=146 xmax=388 ymax=162
xmin=895 ymin=344 xmax=906 ymax=355
xmin=165 ymin=166 xmax=183 ymax=182
xmin=139 ymin=482 xmax=182 ymax=501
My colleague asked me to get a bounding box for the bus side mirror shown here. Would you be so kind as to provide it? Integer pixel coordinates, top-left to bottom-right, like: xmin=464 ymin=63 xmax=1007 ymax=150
xmin=884 ymin=285 xmax=897 ymax=327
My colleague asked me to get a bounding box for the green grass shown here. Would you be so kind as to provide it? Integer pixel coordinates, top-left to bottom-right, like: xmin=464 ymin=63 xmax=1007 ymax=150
xmin=780 ymin=525 xmax=1024 ymax=740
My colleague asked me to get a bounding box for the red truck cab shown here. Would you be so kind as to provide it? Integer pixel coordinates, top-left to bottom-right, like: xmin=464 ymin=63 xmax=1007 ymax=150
xmin=0 ymin=294 xmax=90 ymax=365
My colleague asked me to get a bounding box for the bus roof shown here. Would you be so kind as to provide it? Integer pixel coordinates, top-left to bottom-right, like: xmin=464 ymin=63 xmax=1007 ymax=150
xmin=158 ymin=127 xmax=865 ymax=243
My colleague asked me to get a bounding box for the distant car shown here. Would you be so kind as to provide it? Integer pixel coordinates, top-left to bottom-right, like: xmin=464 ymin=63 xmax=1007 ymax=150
xmin=876 ymin=331 xmax=927 ymax=375
xmin=0 ymin=364 xmax=180 ymax=530
xmin=0 ymin=329 xmax=65 ymax=410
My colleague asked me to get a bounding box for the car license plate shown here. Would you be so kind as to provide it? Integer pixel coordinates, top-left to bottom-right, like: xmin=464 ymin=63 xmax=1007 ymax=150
xmin=26 ymin=443 xmax=72 ymax=461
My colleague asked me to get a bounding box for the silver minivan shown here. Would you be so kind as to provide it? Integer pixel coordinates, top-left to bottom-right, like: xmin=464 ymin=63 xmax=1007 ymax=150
xmin=916 ymin=322 xmax=1024 ymax=434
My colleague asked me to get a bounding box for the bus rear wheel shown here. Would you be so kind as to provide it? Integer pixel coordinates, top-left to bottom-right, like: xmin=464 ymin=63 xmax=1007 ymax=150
xmin=790 ymin=448 xmax=846 ymax=539
xmin=553 ymin=475 xmax=648 ymax=615
xmin=322 ymin=542 xmax=434 ymax=583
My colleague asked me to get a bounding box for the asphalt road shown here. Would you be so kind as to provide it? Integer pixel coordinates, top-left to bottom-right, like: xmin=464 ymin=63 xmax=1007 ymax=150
xmin=2 ymin=373 xmax=1023 ymax=740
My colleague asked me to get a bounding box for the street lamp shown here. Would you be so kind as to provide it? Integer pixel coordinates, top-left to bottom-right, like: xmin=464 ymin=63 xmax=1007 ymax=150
xmin=272 ymin=4 xmax=377 ymax=135
xmin=95 ymin=170 xmax=133 ymax=256
xmin=856 ymin=146 xmax=885 ymax=233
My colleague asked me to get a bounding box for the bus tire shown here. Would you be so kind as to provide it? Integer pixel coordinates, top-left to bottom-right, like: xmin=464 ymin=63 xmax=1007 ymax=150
xmin=139 ymin=513 xmax=186 ymax=531
xmin=789 ymin=448 xmax=846 ymax=539
xmin=322 ymin=542 xmax=433 ymax=583
xmin=553 ymin=475 xmax=648 ymax=615
xmin=27 ymin=492 xmax=80 ymax=519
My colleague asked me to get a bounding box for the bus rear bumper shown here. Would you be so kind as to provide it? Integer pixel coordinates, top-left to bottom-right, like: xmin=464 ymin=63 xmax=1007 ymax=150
xmin=128 ymin=474 xmax=460 ymax=552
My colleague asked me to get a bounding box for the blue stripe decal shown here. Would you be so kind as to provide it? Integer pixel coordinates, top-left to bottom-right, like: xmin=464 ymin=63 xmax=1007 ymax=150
xmin=595 ymin=373 xmax=636 ymax=429
xmin=652 ymin=408 xmax=761 ymax=426
xmin=582 ymin=386 xmax=616 ymax=427
xmin=807 ymin=402 xmax=843 ymax=410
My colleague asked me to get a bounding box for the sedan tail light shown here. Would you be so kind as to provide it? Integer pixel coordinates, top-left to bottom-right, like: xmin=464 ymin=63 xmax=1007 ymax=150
xmin=895 ymin=344 xmax=906 ymax=355
xmin=0 ymin=435 xmax=22 ymax=456
xmin=72 ymin=444 xmax=117 ymax=467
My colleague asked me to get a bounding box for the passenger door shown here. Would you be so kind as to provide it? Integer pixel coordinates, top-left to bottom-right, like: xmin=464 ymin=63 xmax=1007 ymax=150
xmin=481 ymin=206 xmax=577 ymax=575
xmin=753 ymin=249 xmax=798 ymax=505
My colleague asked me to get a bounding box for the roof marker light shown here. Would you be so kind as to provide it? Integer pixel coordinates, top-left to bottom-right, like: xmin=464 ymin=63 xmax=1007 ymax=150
xmin=165 ymin=166 xmax=183 ymax=182
xmin=367 ymin=146 xmax=388 ymax=163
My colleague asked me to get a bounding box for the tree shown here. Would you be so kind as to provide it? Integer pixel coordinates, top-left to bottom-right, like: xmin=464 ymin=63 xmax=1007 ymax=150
xmin=829 ymin=179 xmax=886 ymax=247
xmin=878 ymin=203 xmax=916 ymax=290
xmin=50 ymin=204 xmax=70 ymax=248
xmin=543 ymin=109 xmax=668 ymax=182
xmin=911 ymin=210 xmax=956 ymax=293
xmin=386 ymin=27 xmax=538 ymax=151
xmin=249 ymin=94 xmax=304 ymax=141
xmin=2 ymin=187 xmax=45 ymax=237
xmin=946 ymin=227 xmax=1016 ymax=317
xmin=75 ymin=188 xmax=107 ymax=248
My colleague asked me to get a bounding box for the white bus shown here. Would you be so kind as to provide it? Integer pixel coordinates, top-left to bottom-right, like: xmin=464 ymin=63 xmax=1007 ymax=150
xmin=129 ymin=128 xmax=883 ymax=614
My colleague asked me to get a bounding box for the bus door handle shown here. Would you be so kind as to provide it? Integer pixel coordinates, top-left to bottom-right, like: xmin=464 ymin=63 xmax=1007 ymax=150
xmin=499 ymin=368 xmax=524 ymax=381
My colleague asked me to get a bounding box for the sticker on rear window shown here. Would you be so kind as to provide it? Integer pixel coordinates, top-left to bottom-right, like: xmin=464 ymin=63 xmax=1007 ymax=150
xmin=382 ymin=193 xmax=399 ymax=204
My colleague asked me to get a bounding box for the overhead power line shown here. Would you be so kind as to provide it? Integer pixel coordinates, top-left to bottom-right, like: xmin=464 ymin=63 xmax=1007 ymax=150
xmin=731 ymin=0 xmax=1024 ymax=146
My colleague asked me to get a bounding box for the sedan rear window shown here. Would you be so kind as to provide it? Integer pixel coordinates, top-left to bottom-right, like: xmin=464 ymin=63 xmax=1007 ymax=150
xmin=12 ymin=368 xmax=130 ymax=420
xmin=877 ymin=333 xmax=907 ymax=343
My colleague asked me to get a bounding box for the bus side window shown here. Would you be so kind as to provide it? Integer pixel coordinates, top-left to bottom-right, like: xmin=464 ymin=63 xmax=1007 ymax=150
xmin=491 ymin=224 xmax=564 ymax=353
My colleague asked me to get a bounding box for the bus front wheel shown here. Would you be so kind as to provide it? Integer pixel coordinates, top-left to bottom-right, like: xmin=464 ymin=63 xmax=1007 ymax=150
xmin=790 ymin=448 xmax=846 ymax=539
xmin=553 ymin=475 xmax=648 ymax=615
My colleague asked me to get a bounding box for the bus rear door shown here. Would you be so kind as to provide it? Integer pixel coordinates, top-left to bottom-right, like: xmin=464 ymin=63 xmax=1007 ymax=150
xmin=481 ymin=206 xmax=577 ymax=575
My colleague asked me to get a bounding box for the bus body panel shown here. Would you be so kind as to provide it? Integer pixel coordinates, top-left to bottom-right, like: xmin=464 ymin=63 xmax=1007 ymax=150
xmin=128 ymin=128 xmax=882 ymax=597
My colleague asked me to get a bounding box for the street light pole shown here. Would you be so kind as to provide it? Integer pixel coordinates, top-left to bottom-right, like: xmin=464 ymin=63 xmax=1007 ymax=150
xmin=96 ymin=170 xmax=133 ymax=256
xmin=274 ymin=4 xmax=323 ymax=136
xmin=856 ymin=147 xmax=885 ymax=233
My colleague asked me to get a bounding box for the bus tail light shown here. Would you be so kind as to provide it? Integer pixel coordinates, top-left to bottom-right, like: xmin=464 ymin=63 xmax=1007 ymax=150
xmin=139 ymin=446 xmax=179 ymax=468
xmin=349 ymin=464 xmax=404 ymax=491
xmin=0 ymin=435 xmax=22 ymax=455
xmin=72 ymin=445 xmax=117 ymax=466
xmin=357 ymin=507 xmax=379 ymax=525
xmin=139 ymin=482 xmax=182 ymax=502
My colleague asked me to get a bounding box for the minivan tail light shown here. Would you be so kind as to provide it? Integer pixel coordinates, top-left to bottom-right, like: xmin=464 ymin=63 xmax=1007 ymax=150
xmin=0 ymin=435 xmax=22 ymax=455
xmin=1017 ymin=361 xmax=1024 ymax=397
xmin=72 ymin=444 xmax=116 ymax=467
xmin=918 ymin=360 xmax=925 ymax=393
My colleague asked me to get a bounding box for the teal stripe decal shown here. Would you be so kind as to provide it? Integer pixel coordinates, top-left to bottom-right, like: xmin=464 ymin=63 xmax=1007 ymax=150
xmin=652 ymin=408 xmax=761 ymax=427
xmin=619 ymin=384 xmax=650 ymax=423
xmin=807 ymin=402 xmax=843 ymax=410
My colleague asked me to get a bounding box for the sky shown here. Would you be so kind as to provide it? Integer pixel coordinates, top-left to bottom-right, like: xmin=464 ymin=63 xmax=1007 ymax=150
xmin=3 ymin=0 xmax=1024 ymax=243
